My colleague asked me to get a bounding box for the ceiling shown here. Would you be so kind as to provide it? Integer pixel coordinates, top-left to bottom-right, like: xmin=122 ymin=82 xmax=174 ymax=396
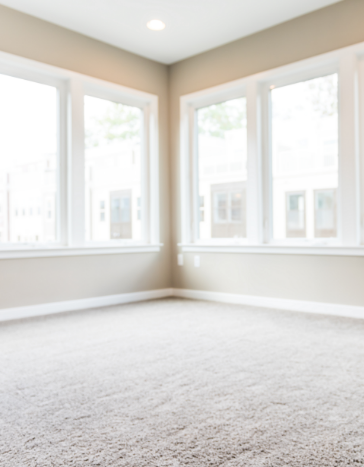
xmin=1 ymin=0 xmax=343 ymax=64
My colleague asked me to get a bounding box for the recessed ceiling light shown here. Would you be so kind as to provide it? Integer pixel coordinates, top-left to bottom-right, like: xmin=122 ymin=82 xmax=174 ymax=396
xmin=147 ymin=19 xmax=165 ymax=31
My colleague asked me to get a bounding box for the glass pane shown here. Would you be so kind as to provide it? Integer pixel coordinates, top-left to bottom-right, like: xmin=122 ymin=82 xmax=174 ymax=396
xmin=0 ymin=74 xmax=58 ymax=245
xmin=231 ymin=191 xmax=242 ymax=222
xmin=197 ymin=97 xmax=247 ymax=240
xmin=84 ymin=96 xmax=142 ymax=241
xmin=315 ymin=189 xmax=337 ymax=237
xmin=214 ymin=193 xmax=228 ymax=222
xmin=199 ymin=195 xmax=205 ymax=222
xmin=271 ymin=74 xmax=338 ymax=239
xmin=120 ymin=195 xmax=131 ymax=223
xmin=111 ymin=198 xmax=121 ymax=223
xmin=286 ymin=192 xmax=305 ymax=237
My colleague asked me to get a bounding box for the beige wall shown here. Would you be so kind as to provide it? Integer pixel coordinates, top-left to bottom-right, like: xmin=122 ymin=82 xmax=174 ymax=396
xmin=170 ymin=0 xmax=364 ymax=306
xmin=0 ymin=5 xmax=171 ymax=308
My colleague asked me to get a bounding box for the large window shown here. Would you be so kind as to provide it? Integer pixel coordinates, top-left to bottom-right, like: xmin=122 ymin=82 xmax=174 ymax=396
xmin=0 ymin=54 xmax=159 ymax=257
xmin=0 ymin=74 xmax=58 ymax=245
xmin=271 ymin=74 xmax=339 ymax=241
xmin=84 ymin=96 xmax=143 ymax=242
xmin=181 ymin=43 xmax=364 ymax=253
xmin=196 ymin=97 xmax=247 ymax=241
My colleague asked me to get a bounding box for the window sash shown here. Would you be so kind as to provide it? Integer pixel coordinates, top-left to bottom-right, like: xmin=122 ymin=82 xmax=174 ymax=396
xmin=0 ymin=69 xmax=67 ymax=248
xmin=190 ymin=94 xmax=248 ymax=244
xmin=83 ymin=95 xmax=146 ymax=244
xmin=268 ymin=72 xmax=339 ymax=243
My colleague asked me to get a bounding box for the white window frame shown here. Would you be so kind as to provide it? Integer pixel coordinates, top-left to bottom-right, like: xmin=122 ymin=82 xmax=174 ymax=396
xmin=180 ymin=83 xmax=249 ymax=246
xmin=263 ymin=63 xmax=340 ymax=247
xmin=0 ymin=51 xmax=160 ymax=259
xmin=0 ymin=60 xmax=68 ymax=251
xmin=180 ymin=41 xmax=364 ymax=256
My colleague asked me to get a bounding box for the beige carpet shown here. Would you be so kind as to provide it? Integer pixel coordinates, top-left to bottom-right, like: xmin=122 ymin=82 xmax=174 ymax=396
xmin=1 ymin=298 xmax=364 ymax=466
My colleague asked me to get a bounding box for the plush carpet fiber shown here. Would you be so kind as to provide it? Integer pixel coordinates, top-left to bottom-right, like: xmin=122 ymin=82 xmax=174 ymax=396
xmin=1 ymin=298 xmax=364 ymax=466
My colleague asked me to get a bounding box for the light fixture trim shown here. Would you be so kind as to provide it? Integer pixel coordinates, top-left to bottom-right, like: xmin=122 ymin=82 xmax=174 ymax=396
xmin=147 ymin=19 xmax=166 ymax=31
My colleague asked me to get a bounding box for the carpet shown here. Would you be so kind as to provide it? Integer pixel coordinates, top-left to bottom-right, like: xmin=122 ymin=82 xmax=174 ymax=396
xmin=1 ymin=298 xmax=364 ymax=466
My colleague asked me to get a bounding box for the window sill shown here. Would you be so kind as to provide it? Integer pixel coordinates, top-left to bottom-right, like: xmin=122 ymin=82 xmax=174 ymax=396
xmin=0 ymin=244 xmax=163 ymax=259
xmin=179 ymin=243 xmax=364 ymax=256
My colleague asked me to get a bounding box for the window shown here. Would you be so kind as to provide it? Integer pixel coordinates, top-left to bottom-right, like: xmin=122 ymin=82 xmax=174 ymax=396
xmin=286 ymin=192 xmax=306 ymax=238
xmin=271 ymin=74 xmax=338 ymax=241
xmin=199 ymin=196 xmax=205 ymax=222
xmin=181 ymin=43 xmax=363 ymax=253
xmin=213 ymin=192 xmax=228 ymax=223
xmin=84 ymin=96 xmax=142 ymax=242
xmin=196 ymin=97 xmax=247 ymax=241
xmin=314 ymin=189 xmax=337 ymax=238
xmin=211 ymin=182 xmax=246 ymax=238
xmin=110 ymin=190 xmax=132 ymax=239
xmin=100 ymin=201 xmax=106 ymax=222
xmin=0 ymin=53 xmax=159 ymax=258
xmin=0 ymin=73 xmax=59 ymax=245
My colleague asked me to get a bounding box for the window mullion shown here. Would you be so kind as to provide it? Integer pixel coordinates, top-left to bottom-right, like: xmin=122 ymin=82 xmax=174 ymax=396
xmin=358 ymin=59 xmax=364 ymax=245
xmin=68 ymin=78 xmax=85 ymax=247
xmin=191 ymin=109 xmax=199 ymax=243
xmin=260 ymin=84 xmax=271 ymax=244
xmin=246 ymin=80 xmax=263 ymax=244
xmin=180 ymin=101 xmax=192 ymax=244
xmin=141 ymin=104 xmax=150 ymax=244
xmin=339 ymin=53 xmax=360 ymax=246
xmin=58 ymin=82 xmax=68 ymax=246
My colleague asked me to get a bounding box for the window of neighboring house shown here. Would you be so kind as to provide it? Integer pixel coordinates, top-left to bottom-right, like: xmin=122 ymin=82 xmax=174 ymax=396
xmin=211 ymin=182 xmax=246 ymax=238
xmin=314 ymin=189 xmax=337 ymax=238
xmin=271 ymin=73 xmax=338 ymax=240
xmin=84 ymin=95 xmax=142 ymax=242
xmin=197 ymin=97 xmax=247 ymax=241
xmin=286 ymin=192 xmax=306 ymax=238
xmin=0 ymin=73 xmax=59 ymax=245
xmin=110 ymin=190 xmax=132 ymax=239
xmin=100 ymin=200 xmax=106 ymax=222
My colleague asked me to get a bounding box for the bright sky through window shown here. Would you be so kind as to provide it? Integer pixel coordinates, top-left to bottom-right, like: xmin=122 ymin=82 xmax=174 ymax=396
xmin=0 ymin=75 xmax=57 ymax=168
xmin=0 ymin=74 xmax=58 ymax=244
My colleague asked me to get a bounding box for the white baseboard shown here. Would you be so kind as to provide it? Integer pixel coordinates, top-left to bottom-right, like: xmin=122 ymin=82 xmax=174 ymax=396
xmin=1 ymin=287 xmax=363 ymax=323
xmin=172 ymin=288 xmax=364 ymax=320
xmin=0 ymin=288 xmax=173 ymax=322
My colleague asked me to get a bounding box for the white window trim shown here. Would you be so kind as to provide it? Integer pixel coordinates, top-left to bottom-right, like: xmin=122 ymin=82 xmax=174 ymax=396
xmin=180 ymin=40 xmax=364 ymax=255
xmin=178 ymin=244 xmax=364 ymax=256
xmin=0 ymin=244 xmax=163 ymax=260
xmin=0 ymin=51 xmax=160 ymax=259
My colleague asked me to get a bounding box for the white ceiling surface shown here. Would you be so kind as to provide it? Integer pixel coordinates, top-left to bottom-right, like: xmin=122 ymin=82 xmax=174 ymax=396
xmin=1 ymin=0 xmax=343 ymax=64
